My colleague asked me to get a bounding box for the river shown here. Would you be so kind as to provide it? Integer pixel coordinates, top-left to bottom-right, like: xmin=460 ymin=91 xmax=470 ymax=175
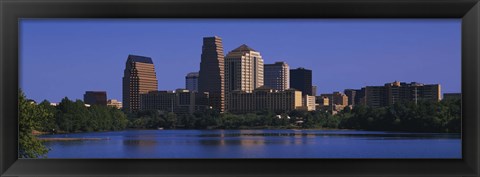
xmin=39 ymin=129 xmax=461 ymax=158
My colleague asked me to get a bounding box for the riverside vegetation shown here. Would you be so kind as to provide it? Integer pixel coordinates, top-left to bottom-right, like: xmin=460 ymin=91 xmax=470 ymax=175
xmin=19 ymin=90 xmax=461 ymax=158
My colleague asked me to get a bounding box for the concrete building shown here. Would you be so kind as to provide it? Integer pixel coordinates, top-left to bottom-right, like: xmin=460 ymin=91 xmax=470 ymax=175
xmin=225 ymin=44 xmax=264 ymax=93
xmin=443 ymin=93 xmax=461 ymax=100
xmin=290 ymin=67 xmax=312 ymax=96
xmin=344 ymin=89 xmax=356 ymax=106
xmin=185 ymin=72 xmax=199 ymax=92
xmin=107 ymin=99 xmax=122 ymax=109
xmin=198 ymin=36 xmax=225 ymax=112
xmin=264 ymin=62 xmax=289 ymax=91
xmin=140 ymin=89 xmax=209 ymax=114
xmin=84 ymin=91 xmax=107 ymax=106
xmin=227 ymin=87 xmax=302 ymax=114
xmin=302 ymin=95 xmax=316 ymax=111
xmin=362 ymin=81 xmax=442 ymax=108
xmin=225 ymin=44 xmax=264 ymax=111
xmin=122 ymin=55 xmax=158 ymax=112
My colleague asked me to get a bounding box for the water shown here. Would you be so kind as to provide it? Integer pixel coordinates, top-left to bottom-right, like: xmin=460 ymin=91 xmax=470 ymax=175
xmin=39 ymin=129 xmax=461 ymax=158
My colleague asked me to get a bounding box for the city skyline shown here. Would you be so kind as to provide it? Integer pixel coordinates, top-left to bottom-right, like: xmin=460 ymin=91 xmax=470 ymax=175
xmin=20 ymin=19 xmax=461 ymax=102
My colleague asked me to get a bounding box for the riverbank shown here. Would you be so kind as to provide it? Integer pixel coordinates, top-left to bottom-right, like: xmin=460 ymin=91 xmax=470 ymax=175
xmin=38 ymin=137 xmax=109 ymax=141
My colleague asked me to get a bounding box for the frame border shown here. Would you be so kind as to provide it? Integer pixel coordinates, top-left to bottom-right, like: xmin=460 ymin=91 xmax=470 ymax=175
xmin=1 ymin=0 xmax=479 ymax=176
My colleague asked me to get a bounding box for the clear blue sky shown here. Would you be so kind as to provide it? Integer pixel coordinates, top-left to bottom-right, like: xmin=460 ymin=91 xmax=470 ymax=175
xmin=20 ymin=19 xmax=461 ymax=103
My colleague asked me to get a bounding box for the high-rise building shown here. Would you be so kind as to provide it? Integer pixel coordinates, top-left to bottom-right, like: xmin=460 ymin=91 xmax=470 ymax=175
xmin=225 ymin=44 xmax=264 ymax=111
xmin=225 ymin=44 xmax=264 ymax=93
xmin=198 ymin=36 xmax=225 ymax=112
xmin=84 ymin=91 xmax=107 ymax=106
xmin=290 ymin=67 xmax=312 ymax=96
xmin=228 ymin=87 xmax=302 ymax=114
xmin=185 ymin=72 xmax=199 ymax=92
xmin=264 ymin=62 xmax=289 ymax=91
xmin=140 ymin=89 xmax=209 ymax=114
xmin=312 ymin=85 xmax=317 ymax=96
xmin=122 ymin=55 xmax=158 ymax=112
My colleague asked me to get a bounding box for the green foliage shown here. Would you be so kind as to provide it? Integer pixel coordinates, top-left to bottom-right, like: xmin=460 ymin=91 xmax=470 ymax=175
xmin=19 ymin=90 xmax=49 ymax=158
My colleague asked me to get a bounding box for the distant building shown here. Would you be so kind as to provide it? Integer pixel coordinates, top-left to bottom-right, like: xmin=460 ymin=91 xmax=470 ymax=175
xmin=107 ymin=99 xmax=122 ymax=109
xmin=228 ymin=87 xmax=302 ymax=114
xmin=344 ymin=89 xmax=356 ymax=106
xmin=140 ymin=89 xmax=209 ymax=114
xmin=264 ymin=62 xmax=289 ymax=91
xmin=122 ymin=55 xmax=158 ymax=112
xmin=198 ymin=36 xmax=225 ymax=112
xmin=84 ymin=91 xmax=107 ymax=106
xmin=185 ymin=72 xmax=199 ymax=92
xmin=332 ymin=92 xmax=348 ymax=106
xmin=312 ymin=85 xmax=317 ymax=96
xmin=290 ymin=67 xmax=312 ymax=96
xmin=362 ymin=81 xmax=441 ymax=108
xmin=443 ymin=93 xmax=461 ymax=100
xmin=316 ymin=96 xmax=330 ymax=106
xmin=302 ymin=95 xmax=316 ymax=111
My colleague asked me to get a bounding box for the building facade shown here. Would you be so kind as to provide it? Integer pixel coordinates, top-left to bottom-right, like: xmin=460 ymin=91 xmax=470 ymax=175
xmin=84 ymin=91 xmax=107 ymax=106
xmin=264 ymin=62 xmax=289 ymax=91
xmin=185 ymin=72 xmax=199 ymax=92
xmin=225 ymin=44 xmax=264 ymax=93
xmin=122 ymin=55 xmax=158 ymax=112
xmin=107 ymin=99 xmax=122 ymax=109
xmin=362 ymin=81 xmax=441 ymax=108
xmin=140 ymin=89 xmax=209 ymax=114
xmin=228 ymin=87 xmax=302 ymax=114
xmin=302 ymin=95 xmax=316 ymax=111
xmin=332 ymin=92 xmax=348 ymax=107
xmin=198 ymin=36 xmax=225 ymax=112
xmin=290 ymin=67 xmax=312 ymax=96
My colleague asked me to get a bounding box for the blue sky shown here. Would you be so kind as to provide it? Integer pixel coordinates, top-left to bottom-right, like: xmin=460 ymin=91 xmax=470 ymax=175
xmin=20 ymin=19 xmax=461 ymax=103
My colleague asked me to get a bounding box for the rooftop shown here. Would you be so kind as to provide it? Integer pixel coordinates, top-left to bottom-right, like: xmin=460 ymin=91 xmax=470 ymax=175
xmin=127 ymin=54 xmax=153 ymax=64
xmin=231 ymin=44 xmax=256 ymax=52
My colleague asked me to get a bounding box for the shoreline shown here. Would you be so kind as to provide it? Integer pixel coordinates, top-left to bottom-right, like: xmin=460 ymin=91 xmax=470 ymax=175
xmin=38 ymin=137 xmax=109 ymax=141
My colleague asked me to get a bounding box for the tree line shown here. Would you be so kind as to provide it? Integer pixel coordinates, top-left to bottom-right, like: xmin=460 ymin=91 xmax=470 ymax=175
xmin=19 ymin=89 xmax=460 ymax=158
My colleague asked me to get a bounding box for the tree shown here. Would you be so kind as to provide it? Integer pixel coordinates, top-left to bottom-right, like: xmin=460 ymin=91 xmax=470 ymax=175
xmin=19 ymin=90 xmax=49 ymax=158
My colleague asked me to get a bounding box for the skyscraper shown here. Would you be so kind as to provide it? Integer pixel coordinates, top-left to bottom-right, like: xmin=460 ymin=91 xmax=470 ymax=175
xmin=122 ymin=54 xmax=158 ymax=112
xmin=290 ymin=67 xmax=312 ymax=96
xmin=185 ymin=72 xmax=199 ymax=92
xmin=198 ymin=36 xmax=225 ymax=112
xmin=84 ymin=91 xmax=107 ymax=106
xmin=264 ymin=61 xmax=289 ymax=91
xmin=225 ymin=44 xmax=264 ymax=93
xmin=224 ymin=44 xmax=264 ymax=111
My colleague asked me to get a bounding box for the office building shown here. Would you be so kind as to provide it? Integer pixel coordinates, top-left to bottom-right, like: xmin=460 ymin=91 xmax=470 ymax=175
xmin=225 ymin=44 xmax=264 ymax=93
xmin=185 ymin=72 xmax=199 ymax=92
xmin=198 ymin=36 xmax=225 ymax=112
xmin=302 ymin=95 xmax=316 ymax=111
xmin=107 ymin=99 xmax=122 ymax=109
xmin=264 ymin=62 xmax=289 ymax=91
xmin=122 ymin=55 xmax=158 ymax=112
xmin=344 ymin=89 xmax=356 ymax=106
xmin=290 ymin=67 xmax=312 ymax=96
xmin=362 ymin=81 xmax=441 ymax=108
xmin=228 ymin=87 xmax=302 ymax=114
xmin=84 ymin=91 xmax=107 ymax=106
xmin=140 ymin=89 xmax=209 ymax=114
xmin=332 ymin=92 xmax=348 ymax=107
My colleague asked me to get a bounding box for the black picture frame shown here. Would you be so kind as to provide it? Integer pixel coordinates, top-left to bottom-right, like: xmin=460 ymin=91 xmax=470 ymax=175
xmin=1 ymin=0 xmax=479 ymax=176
